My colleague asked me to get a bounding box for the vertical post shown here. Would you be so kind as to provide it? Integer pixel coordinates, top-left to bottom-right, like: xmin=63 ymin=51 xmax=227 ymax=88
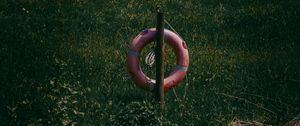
xmin=154 ymin=11 xmax=165 ymax=109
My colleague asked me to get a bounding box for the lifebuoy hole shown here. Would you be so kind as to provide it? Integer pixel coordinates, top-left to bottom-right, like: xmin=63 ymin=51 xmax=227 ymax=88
xmin=164 ymin=44 xmax=177 ymax=76
xmin=141 ymin=29 xmax=148 ymax=35
xmin=182 ymin=41 xmax=187 ymax=49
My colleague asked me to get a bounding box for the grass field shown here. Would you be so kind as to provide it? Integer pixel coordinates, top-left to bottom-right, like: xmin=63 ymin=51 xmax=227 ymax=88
xmin=1 ymin=0 xmax=299 ymax=125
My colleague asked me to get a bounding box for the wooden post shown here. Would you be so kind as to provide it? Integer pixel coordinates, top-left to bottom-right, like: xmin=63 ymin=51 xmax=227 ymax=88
xmin=154 ymin=11 xmax=165 ymax=108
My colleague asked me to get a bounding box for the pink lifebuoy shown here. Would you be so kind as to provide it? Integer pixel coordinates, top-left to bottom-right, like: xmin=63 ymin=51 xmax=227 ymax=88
xmin=127 ymin=28 xmax=189 ymax=92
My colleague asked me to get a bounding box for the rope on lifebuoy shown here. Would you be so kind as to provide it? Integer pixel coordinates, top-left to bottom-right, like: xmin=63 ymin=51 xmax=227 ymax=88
xmin=145 ymin=48 xmax=155 ymax=67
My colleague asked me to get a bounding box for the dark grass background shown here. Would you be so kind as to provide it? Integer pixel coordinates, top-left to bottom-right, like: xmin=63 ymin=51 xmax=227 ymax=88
xmin=0 ymin=0 xmax=299 ymax=125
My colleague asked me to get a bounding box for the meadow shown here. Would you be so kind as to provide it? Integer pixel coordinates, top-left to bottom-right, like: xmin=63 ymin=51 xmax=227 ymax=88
xmin=0 ymin=0 xmax=299 ymax=125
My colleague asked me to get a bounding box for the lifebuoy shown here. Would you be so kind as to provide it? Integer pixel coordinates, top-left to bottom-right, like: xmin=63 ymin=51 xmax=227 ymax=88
xmin=127 ymin=28 xmax=189 ymax=92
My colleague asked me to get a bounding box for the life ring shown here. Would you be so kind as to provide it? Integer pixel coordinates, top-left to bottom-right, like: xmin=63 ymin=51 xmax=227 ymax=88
xmin=127 ymin=28 xmax=189 ymax=92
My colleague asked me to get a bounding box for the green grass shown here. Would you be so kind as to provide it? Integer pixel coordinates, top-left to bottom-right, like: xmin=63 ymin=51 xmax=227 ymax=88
xmin=0 ymin=0 xmax=299 ymax=125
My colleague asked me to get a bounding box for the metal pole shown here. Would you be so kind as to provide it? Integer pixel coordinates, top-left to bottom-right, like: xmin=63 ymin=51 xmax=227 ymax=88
xmin=154 ymin=11 xmax=165 ymax=108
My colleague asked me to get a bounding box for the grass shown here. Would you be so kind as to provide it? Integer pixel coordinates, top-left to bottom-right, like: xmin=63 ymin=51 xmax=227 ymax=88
xmin=0 ymin=0 xmax=299 ymax=125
